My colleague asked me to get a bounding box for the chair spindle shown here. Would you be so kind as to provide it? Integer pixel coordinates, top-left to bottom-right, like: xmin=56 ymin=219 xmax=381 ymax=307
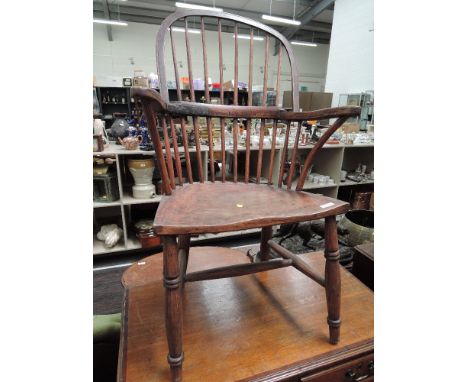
xmin=286 ymin=121 xmax=303 ymax=190
xmin=278 ymin=121 xmax=291 ymax=188
xmin=169 ymin=117 xmax=183 ymax=186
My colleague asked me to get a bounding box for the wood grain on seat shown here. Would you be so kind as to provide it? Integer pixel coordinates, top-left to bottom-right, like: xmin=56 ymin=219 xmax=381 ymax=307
xmin=154 ymin=183 xmax=349 ymax=235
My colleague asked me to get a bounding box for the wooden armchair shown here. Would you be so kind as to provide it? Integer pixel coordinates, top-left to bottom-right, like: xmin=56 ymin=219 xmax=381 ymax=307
xmin=131 ymin=9 xmax=360 ymax=382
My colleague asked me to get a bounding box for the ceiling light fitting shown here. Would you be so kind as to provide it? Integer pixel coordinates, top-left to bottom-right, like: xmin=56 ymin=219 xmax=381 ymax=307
xmin=291 ymin=41 xmax=317 ymax=47
xmin=175 ymin=2 xmax=223 ymax=12
xmin=261 ymin=14 xmax=301 ymax=26
xmin=171 ymin=27 xmax=201 ymax=34
xmin=235 ymin=34 xmax=264 ymax=41
xmin=93 ymin=19 xmax=128 ymax=26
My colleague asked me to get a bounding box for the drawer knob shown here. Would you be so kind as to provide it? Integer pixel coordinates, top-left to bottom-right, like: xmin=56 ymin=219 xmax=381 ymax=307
xmin=345 ymin=361 xmax=373 ymax=381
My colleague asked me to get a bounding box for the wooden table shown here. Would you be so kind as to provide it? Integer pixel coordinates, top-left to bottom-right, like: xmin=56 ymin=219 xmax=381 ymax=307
xmin=118 ymin=247 xmax=374 ymax=381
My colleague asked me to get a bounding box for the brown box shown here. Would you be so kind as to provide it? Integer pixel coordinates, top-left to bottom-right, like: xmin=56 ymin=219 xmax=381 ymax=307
xmin=283 ymin=91 xmax=333 ymax=111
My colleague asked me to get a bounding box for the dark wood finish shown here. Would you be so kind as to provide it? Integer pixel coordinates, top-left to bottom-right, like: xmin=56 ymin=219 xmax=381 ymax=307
xmin=185 ymin=258 xmax=292 ymax=282
xmin=278 ymin=121 xmax=291 ymax=187
xmin=296 ymin=116 xmax=349 ymax=191
xmin=162 ymin=236 xmax=183 ymax=381
xmin=234 ymin=23 xmax=239 ymax=106
xmin=287 ymin=121 xmax=303 ymax=189
xmin=169 ymin=27 xmax=182 ymax=101
xmin=352 ymin=243 xmax=374 ymax=291
xmin=161 ymin=117 xmax=176 ymax=189
xmin=300 ymin=353 xmax=373 ymax=382
xmin=178 ymin=234 xmax=191 ymax=279
xmin=256 ymin=119 xmax=265 ymax=183
xmin=141 ymin=102 xmax=172 ymax=195
xmin=267 ymin=120 xmax=277 ymax=185
xmin=324 ymin=216 xmax=341 ymax=344
xmin=129 ymin=10 xmax=363 ymax=381
xmin=260 ymin=226 xmax=273 ymax=261
xmin=169 ymin=117 xmax=183 ymax=186
xmin=118 ymin=248 xmax=374 ymax=382
xmin=154 ymin=183 xmax=349 ymax=235
xmin=268 ymin=240 xmax=325 ymax=287
xmin=245 ymin=118 xmax=251 ymax=182
xmin=157 ymin=10 xmax=300 ymax=109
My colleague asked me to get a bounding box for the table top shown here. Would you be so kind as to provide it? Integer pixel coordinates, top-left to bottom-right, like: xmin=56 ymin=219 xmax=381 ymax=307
xmin=118 ymin=246 xmax=374 ymax=382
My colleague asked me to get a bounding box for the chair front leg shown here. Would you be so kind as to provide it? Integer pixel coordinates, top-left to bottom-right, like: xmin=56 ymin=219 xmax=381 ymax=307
xmin=163 ymin=235 xmax=184 ymax=381
xmin=324 ymin=216 xmax=341 ymax=345
xmin=178 ymin=234 xmax=191 ymax=280
xmin=260 ymin=226 xmax=273 ymax=261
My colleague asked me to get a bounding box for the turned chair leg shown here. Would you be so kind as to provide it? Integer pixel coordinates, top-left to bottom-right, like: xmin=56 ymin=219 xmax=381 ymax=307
xmin=163 ymin=236 xmax=184 ymax=381
xmin=178 ymin=234 xmax=191 ymax=280
xmin=324 ymin=216 xmax=341 ymax=345
xmin=260 ymin=226 xmax=273 ymax=261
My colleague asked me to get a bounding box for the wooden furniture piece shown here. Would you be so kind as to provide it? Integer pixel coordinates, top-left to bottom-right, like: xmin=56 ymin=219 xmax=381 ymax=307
xmin=130 ymin=9 xmax=361 ymax=381
xmin=352 ymin=243 xmax=374 ymax=290
xmin=118 ymin=249 xmax=374 ymax=381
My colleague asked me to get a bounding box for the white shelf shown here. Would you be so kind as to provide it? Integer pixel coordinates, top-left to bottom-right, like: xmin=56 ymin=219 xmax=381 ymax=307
xmin=93 ymin=200 xmax=121 ymax=208
xmin=93 ymin=142 xmax=208 ymax=156
xmin=339 ymin=179 xmax=374 ymax=186
xmin=122 ymin=191 xmax=162 ymax=205
xmin=290 ymin=179 xmax=337 ymax=190
xmin=343 ymin=143 xmax=374 ymax=148
xmin=93 ymin=236 xmax=126 ymax=255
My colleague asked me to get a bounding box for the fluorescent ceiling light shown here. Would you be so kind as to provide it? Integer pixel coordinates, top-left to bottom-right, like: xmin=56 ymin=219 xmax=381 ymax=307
xmin=175 ymin=2 xmax=223 ymax=12
xmin=262 ymin=14 xmax=300 ymax=26
xmin=171 ymin=26 xmax=200 ymax=34
xmin=93 ymin=19 xmax=128 ymax=26
xmin=291 ymin=41 xmax=317 ymax=47
xmin=234 ymin=34 xmax=264 ymax=41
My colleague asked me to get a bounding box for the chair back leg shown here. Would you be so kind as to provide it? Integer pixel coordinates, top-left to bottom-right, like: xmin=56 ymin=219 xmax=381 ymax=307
xmin=163 ymin=235 xmax=184 ymax=381
xmin=324 ymin=216 xmax=341 ymax=344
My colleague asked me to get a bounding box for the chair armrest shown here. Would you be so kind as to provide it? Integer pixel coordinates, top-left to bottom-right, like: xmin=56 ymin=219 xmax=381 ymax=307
xmin=279 ymin=106 xmax=361 ymax=121
xmin=130 ymin=87 xmax=168 ymax=113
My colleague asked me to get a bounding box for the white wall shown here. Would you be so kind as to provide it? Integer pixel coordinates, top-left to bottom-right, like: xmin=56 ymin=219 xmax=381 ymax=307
xmin=325 ymin=0 xmax=374 ymax=106
xmin=93 ymin=21 xmax=330 ymax=105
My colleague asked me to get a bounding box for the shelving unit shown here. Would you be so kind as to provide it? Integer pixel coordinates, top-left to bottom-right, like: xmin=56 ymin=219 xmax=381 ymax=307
xmin=93 ymin=141 xmax=373 ymax=256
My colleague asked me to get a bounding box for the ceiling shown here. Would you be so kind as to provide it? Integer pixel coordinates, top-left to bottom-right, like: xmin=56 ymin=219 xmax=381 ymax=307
xmin=93 ymin=0 xmax=335 ymax=45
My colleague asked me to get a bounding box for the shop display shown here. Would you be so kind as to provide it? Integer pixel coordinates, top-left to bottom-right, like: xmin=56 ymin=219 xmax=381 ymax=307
xmin=345 ymin=163 xmax=373 ymax=183
xmin=338 ymin=209 xmax=374 ymax=247
xmin=93 ymin=163 xmax=120 ymax=202
xmin=93 ymin=134 xmax=104 ymax=152
xmin=128 ymin=159 xmax=156 ymax=199
xmin=133 ymin=70 xmax=149 ymax=87
xmin=133 ymin=218 xmax=161 ymax=248
xmin=110 ymin=113 xmax=129 ymax=142
xmin=118 ymin=135 xmax=142 ymax=150
xmin=96 ymin=224 xmax=123 ymax=248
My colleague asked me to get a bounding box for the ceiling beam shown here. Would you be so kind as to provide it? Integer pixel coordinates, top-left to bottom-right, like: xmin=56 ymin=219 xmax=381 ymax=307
xmin=100 ymin=0 xmax=113 ymax=41
xmin=273 ymin=0 xmax=334 ymax=54
xmin=94 ymin=0 xmax=332 ymax=32
xmin=282 ymin=0 xmax=334 ymax=40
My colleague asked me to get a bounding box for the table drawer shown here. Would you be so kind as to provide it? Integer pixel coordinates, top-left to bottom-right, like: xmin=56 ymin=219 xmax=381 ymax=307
xmin=300 ymin=354 xmax=374 ymax=382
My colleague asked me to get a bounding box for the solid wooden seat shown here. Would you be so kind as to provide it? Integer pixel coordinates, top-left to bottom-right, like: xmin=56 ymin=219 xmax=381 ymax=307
xmin=154 ymin=182 xmax=349 ymax=235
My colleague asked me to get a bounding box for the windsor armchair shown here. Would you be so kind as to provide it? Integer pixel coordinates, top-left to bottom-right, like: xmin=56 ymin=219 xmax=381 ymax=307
xmin=131 ymin=9 xmax=360 ymax=382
